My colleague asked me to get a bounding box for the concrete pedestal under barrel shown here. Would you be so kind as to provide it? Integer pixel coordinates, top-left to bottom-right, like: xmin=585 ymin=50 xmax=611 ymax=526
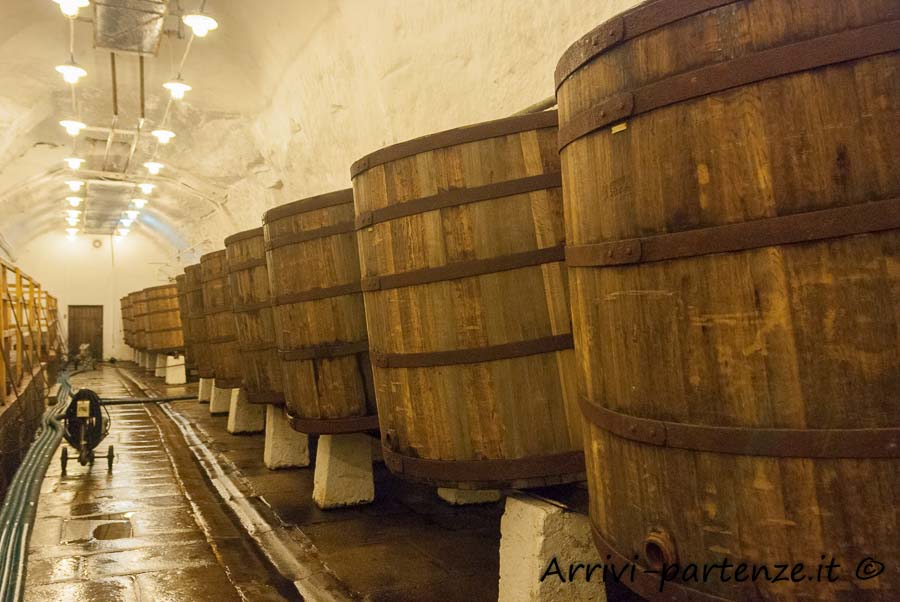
xmin=351 ymin=111 xmax=584 ymax=490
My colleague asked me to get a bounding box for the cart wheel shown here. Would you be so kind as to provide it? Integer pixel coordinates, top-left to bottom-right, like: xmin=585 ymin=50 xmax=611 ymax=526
xmin=60 ymin=447 xmax=68 ymax=476
xmin=107 ymin=445 xmax=114 ymax=473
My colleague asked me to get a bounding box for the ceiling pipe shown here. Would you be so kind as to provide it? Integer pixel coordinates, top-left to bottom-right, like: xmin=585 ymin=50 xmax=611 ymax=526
xmin=102 ymin=53 xmax=119 ymax=172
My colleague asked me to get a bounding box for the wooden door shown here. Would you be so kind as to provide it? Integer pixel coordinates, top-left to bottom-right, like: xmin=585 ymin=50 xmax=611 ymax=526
xmin=68 ymin=305 xmax=103 ymax=360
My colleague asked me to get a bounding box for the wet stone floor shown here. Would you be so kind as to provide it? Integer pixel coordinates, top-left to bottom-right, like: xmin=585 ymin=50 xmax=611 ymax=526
xmin=26 ymin=366 xmax=295 ymax=601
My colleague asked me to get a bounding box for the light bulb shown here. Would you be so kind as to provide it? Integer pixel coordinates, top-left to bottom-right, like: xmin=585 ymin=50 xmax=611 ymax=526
xmin=118 ymin=228 xmax=130 ymax=237
xmin=65 ymin=227 xmax=79 ymax=237
xmin=65 ymin=180 xmax=84 ymax=192
xmin=138 ymin=183 xmax=155 ymax=195
xmin=53 ymin=0 xmax=89 ymax=17
xmin=65 ymin=209 xmax=82 ymax=218
xmin=66 ymin=197 xmax=83 ymax=207
xmin=132 ymin=198 xmax=148 ymax=209
xmin=64 ymin=157 xmax=84 ymax=170
xmin=182 ymin=14 xmax=218 ymax=37
xmin=60 ymin=119 xmax=86 ymax=136
xmin=120 ymin=218 xmax=134 ymax=228
xmin=163 ymin=79 xmax=192 ymax=100
xmin=125 ymin=210 xmax=139 ymax=220
xmin=55 ymin=62 xmax=87 ymax=84
xmin=151 ymin=129 xmax=175 ymax=144
xmin=143 ymin=161 xmax=163 ymax=175
xmin=66 ymin=216 xmax=79 ymax=226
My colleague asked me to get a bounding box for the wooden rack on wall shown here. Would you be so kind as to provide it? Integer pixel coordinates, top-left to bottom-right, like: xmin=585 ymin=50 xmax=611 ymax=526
xmin=0 ymin=259 xmax=62 ymax=404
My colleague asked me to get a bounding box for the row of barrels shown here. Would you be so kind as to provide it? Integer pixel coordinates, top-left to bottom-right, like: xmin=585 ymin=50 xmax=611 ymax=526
xmin=120 ymin=285 xmax=184 ymax=356
xmin=154 ymin=1 xmax=900 ymax=599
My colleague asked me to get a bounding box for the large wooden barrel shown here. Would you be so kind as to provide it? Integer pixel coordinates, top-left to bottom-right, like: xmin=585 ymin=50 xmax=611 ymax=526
xmin=120 ymin=295 xmax=133 ymax=347
xmin=225 ymin=228 xmax=283 ymax=405
xmin=131 ymin=290 xmax=149 ymax=351
xmin=144 ymin=284 xmax=183 ymax=354
xmin=174 ymin=274 xmax=196 ymax=374
xmin=557 ymin=1 xmax=900 ymax=599
xmin=263 ymin=190 xmax=378 ymax=433
xmin=351 ymin=111 xmax=584 ymax=489
xmin=200 ymin=250 xmax=242 ymax=388
xmin=185 ymin=263 xmax=212 ymax=379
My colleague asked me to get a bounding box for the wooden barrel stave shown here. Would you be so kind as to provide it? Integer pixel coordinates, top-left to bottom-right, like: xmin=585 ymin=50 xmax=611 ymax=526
xmin=557 ymin=0 xmax=900 ymax=599
xmin=263 ymin=190 xmax=377 ymax=433
xmin=174 ymin=274 xmax=195 ymax=373
xmin=185 ymin=263 xmax=213 ymax=379
xmin=200 ymin=250 xmax=242 ymax=388
xmin=225 ymin=228 xmax=284 ymax=405
xmin=131 ymin=290 xmax=149 ymax=351
xmin=120 ymin=295 xmax=133 ymax=348
xmin=352 ymin=112 xmax=585 ymax=489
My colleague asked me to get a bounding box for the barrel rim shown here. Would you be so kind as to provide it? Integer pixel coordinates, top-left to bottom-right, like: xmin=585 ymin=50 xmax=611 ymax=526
xmin=262 ymin=189 xmax=353 ymax=224
xmin=184 ymin=262 xmax=202 ymax=272
xmin=143 ymin=283 xmax=178 ymax=295
xmin=199 ymin=249 xmax=227 ymax=263
xmin=553 ymin=0 xmax=740 ymax=91
xmin=224 ymin=226 xmax=264 ymax=246
xmin=350 ymin=110 xmax=558 ymax=178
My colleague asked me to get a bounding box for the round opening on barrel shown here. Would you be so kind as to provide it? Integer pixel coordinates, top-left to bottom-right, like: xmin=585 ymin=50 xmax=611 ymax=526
xmin=643 ymin=530 xmax=676 ymax=571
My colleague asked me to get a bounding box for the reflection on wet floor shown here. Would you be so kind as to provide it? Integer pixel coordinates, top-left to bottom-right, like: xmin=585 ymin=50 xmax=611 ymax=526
xmin=25 ymin=365 xmax=294 ymax=601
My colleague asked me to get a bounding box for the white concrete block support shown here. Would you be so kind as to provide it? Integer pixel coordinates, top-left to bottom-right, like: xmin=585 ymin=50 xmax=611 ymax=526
xmin=165 ymin=354 xmax=187 ymax=385
xmin=498 ymin=494 xmax=605 ymax=602
xmin=154 ymin=354 xmax=167 ymax=377
xmin=226 ymin=388 xmax=266 ymax=434
xmin=198 ymin=377 xmax=213 ymax=402
xmin=209 ymin=382 xmax=232 ymax=415
xmin=312 ymin=433 xmax=374 ymax=509
xmin=438 ymin=488 xmax=502 ymax=505
xmin=264 ymin=405 xmax=310 ymax=469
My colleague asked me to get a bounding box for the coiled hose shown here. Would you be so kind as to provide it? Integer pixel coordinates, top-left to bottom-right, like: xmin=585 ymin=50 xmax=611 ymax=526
xmin=0 ymin=370 xmax=80 ymax=601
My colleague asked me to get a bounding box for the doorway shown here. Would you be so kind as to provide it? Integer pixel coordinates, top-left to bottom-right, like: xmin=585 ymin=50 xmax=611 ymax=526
xmin=68 ymin=305 xmax=103 ymax=360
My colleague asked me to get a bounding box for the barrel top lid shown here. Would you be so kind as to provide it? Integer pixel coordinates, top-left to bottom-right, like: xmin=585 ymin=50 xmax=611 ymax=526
xmin=350 ymin=110 xmax=558 ymax=178
xmin=184 ymin=262 xmax=201 ymax=273
xmin=554 ymin=0 xmax=739 ymax=90
xmin=262 ymin=189 xmax=353 ymax=224
xmin=224 ymin=227 xmax=264 ymax=246
xmin=199 ymin=249 xmax=227 ymax=263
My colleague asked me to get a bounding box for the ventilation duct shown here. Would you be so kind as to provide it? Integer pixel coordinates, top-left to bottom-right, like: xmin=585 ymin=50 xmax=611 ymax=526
xmin=93 ymin=0 xmax=169 ymax=56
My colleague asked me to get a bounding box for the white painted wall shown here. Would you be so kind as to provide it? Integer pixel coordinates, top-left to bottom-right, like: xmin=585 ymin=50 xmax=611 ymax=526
xmin=16 ymin=231 xmax=179 ymax=360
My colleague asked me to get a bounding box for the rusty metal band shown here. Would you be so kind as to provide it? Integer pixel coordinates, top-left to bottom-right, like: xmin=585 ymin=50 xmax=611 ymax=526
xmin=142 ymin=307 xmax=179 ymax=317
xmin=361 ymin=245 xmax=565 ymax=292
xmin=200 ymin=272 xmax=229 ymax=284
xmin=355 ymin=172 xmax=562 ymax=229
xmin=265 ymin=222 xmax=355 ymax=252
xmin=566 ymin=197 xmax=900 ymax=268
xmin=212 ymin=377 xmax=242 ymax=389
xmin=273 ymin=281 xmax=362 ymax=306
xmin=263 ymin=190 xmax=354 ymax=223
xmin=186 ymin=287 xmax=203 ymax=294
xmin=590 ymin=524 xmax=735 ymax=602
xmin=224 ymin=227 xmax=263 ymax=245
xmin=351 ymin=111 xmax=558 ymax=177
xmin=227 ymin=257 xmax=267 ymax=273
xmin=200 ymin=305 xmax=233 ymax=316
xmin=146 ymin=346 xmax=184 ymax=355
xmin=554 ymin=0 xmax=740 ymax=89
xmin=287 ymin=411 xmax=379 ymax=435
xmin=231 ymin=299 xmax=273 ymax=313
xmin=147 ymin=326 xmax=182 ymax=334
xmin=238 ymin=341 xmax=276 ymax=353
xmin=579 ymin=398 xmax=900 ymax=458
xmin=278 ymin=340 xmax=369 ymax=362
xmin=558 ymin=20 xmax=900 ymax=149
xmin=382 ymin=447 xmax=585 ymax=484
xmin=373 ymin=333 xmax=573 ymax=369
xmin=246 ymin=390 xmax=284 ymax=406
xmin=207 ymin=335 xmax=237 ymax=345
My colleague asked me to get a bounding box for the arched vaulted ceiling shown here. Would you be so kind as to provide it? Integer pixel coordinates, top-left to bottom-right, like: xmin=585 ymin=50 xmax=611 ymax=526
xmin=0 ymin=0 xmax=332 ymax=257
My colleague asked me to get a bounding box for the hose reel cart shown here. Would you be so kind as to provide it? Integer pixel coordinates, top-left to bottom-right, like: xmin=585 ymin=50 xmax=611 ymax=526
xmin=60 ymin=388 xmax=114 ymax=474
